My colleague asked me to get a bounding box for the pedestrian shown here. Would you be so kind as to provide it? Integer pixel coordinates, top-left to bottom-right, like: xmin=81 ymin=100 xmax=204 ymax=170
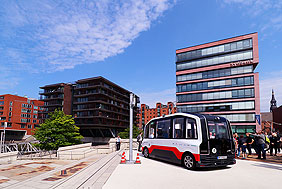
xmin=116 ymin=135 xmax=121 ymax=151
xmin=250 ymin=130 xmax=266 ymax=159
xmin=269 ymin=132 xmax=278 ymax=156
xmin=233 ymin=133 xmax=238 ymax=157
xmin=137 ymin=132 xmax=143 ymax=152
xmin=246 ymin=133 xmax=254 ymax=157
xmin=238 ymin=135 xmax=247 ymax=159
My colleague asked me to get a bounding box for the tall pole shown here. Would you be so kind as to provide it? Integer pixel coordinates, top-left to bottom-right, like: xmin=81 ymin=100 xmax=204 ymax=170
xmin=129 ymin=93 xmax=134 ymax=162
xmin=3 ymin=122 xmax=6 ymax=153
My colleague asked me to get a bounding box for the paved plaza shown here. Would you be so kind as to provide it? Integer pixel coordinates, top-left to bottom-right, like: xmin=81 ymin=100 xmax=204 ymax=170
xmin=104 ymin=151 xmax=282 ymax=189
xmin=0 ymin=150 xmax=282 ymax=189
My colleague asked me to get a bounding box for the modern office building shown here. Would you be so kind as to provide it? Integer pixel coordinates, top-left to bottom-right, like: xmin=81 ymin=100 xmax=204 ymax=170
xmin=175 ymin=33 xmax=260 ymax=135
xmin=136 ymin=102 xmax=177 ymax=128
xmin=0 ymin=94 xmax=44 ymax=140
xmin=39 ymin=83 xmax=73 ymax=119
xmin=40 ymin=76 xmax=138 ymax=138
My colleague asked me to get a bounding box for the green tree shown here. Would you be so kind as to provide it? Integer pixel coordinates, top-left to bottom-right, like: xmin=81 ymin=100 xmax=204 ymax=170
xmin=34 ymin=110 xmax=83 ymax=150
xmin=119 ymin=125 xmax=142 ymax=139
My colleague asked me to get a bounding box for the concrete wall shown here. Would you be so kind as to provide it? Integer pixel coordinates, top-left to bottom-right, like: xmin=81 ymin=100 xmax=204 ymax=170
xmin=0 ymin=151 xmax=17 ymax=164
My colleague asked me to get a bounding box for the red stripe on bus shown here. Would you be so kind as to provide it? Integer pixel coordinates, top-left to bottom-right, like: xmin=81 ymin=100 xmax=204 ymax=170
xmin=148 ymin=145 xmax=200 ymax=161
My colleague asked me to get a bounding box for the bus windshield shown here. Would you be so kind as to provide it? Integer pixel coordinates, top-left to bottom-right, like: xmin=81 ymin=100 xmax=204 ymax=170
xmin=208 ymin=121 xmax=230 ymax=140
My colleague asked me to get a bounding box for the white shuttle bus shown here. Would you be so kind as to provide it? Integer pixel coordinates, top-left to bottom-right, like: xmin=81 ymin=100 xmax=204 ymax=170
xmin=142 ymin=113 xmax=236 ymax=170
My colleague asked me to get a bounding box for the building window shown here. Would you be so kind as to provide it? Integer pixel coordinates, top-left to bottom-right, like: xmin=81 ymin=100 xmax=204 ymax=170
xmin=8 ymin=117 xmax=11 ymax=121
xmin=0 ymin=101 xmax=4 ymax=105
xmin=33 ymin=115 xmax=37 ymax=119
xmin=33 ymin=120 xmax=37 ymax=123
xmin=0 ymin=96 xmax=4 ymax=99
xmin=33 ymin=110 xmax=38 ymax=114
xmin=7 ymin=122 xmax=12 ymax=127
xmin=28 ymin=124 xmax=32 ymax=129
xmin=9 ymin=101 xmax=13 ymax=106
xmin=8 ymin=112 xmax=12 ymax=116
xmin=9 ymin=107 xmax=12 ymax=111
xmin=21 ymin=124 xmax=26 ymax=128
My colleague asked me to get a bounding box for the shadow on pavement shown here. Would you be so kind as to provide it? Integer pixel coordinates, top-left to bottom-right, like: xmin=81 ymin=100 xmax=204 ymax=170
xmin=251 ymin=163 xmax=282 ymax=171
xmin=144 ymin=156 xmax=232 ymax=172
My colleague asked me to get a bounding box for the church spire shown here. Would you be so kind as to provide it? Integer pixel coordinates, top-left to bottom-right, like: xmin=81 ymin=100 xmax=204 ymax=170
xmin=270 ymin=89 xmax=277 ymax=112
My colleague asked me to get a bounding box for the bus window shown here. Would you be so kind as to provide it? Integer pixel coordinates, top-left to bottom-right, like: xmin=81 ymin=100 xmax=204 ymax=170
xmin=156 ymin=119 xmax=171 ymax=139
xmin=208 ymin=121 xmax=229 ymax=139
xmin=173 ymin=118 xmax=185 ymax=138
xmin=186 ymin=118 xmax=197 ymax=139
xmin=145 ymin=121 xmax=156 ymax=139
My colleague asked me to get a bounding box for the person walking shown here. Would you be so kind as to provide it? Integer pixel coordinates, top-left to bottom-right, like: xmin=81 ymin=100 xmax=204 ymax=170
xmin=116 ymin=135 xmax=121 ymax=151
xmin=250 ymin=131 xmax=266 ymax=159
xmin=137 ymin=132 xmax=143 ymax=152
xmin=238 ymin=135 xmax=247 ymax=159
xmin=269 ymin=132 xmax=278 ymax=156
xmin=246 ymin=133 xmax=254 ymax=157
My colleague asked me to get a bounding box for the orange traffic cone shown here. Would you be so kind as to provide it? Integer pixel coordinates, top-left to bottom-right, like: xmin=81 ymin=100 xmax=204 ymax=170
xmin=135 ymin=153 xmax=141 ymax=164
xmin=120 ymin=153 xmax=126 ymax=164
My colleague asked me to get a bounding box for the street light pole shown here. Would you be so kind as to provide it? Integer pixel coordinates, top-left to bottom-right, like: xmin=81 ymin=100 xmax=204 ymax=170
xmin=129 ymin=93 xmax=134 ymax=163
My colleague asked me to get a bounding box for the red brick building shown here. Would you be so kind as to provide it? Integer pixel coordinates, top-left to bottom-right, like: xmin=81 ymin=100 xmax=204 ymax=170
xmin=0 ymin=94 xmax=44 ymax=140
xmin=137 ymin=102 xmax=177 ymax=129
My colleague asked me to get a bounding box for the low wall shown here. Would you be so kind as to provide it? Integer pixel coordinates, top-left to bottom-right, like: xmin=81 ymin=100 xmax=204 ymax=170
xmin=0 ymin=151 xmax=18 ymax=164
xmin=57 ymin=143 xmax=95 ymax=160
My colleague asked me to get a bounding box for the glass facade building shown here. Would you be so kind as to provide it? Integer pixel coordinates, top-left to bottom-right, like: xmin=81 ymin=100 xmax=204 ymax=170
xmin=176 ymin=33 xmax=260 ymax=135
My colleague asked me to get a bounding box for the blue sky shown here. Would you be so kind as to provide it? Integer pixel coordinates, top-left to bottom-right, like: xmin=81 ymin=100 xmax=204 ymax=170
xmin=0 ymin=0 xmax=282 ymax=112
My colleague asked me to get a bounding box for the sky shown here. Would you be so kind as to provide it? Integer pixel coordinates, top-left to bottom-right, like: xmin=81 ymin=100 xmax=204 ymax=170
xmin=0 ymin=0 xmax=282 ymax=112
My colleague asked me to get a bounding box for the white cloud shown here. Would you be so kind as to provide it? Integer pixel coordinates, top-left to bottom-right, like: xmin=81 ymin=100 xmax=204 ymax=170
xmin=0 ymin=0 xmax=176 ymax=73
xmin=221 ymin=0 xmax=282 ymax=34
xmin=260 ymin=76 xmax=282 ymax=112
xmin=138 ymin=88 xmax=176 ymax=107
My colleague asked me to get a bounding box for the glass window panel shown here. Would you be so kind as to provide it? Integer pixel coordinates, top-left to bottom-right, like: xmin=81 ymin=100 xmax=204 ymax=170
xmin=224 ymin=44 xmax=231 ymax=52
xmin=238 ymin=90 xmax=244 ymax=97
xmin=207 ymin=48 xmax=213 ymax=55
xmin=203 ymin=82 xmax=208 ymax=89
xmin=238 ymin=78 xmax=244 ymax=86
xmin=197 ymin=83 xmax=203 ymax=90
xmin=203 ymin=93 xmax=208 ymax=100
xmin=237 ymin=67 xmax=244 ymax=74
xmin=207 ymin=93 xmax=213 ymax=100
xmin=226 ymin=80 xmax=232 ymax=86
xmin=213 ymin=57 xmax=218 ymax=64
xmin=225 ymin=55 xmax=231 ymax=62
xmin=245 ymin=89 xmax=251 ymax=97
xmin=197 ymin=73 xmax=202 ymax=79
xmin=218 ymin=56 xmax=224 ymax=63
xmin=220 ymin=92 xmax=225 ymax=99
xmin=231 ymin=42 xmax=237 ymax=50
xmin=218 ymin=45 xmax=224 ymax=52
xmin=232 ymin=102 xmax=239 ymax=110
xmin=245 ymin=77 xmax=251 ymax=85
xmin=202 ymin=59 xmax=208 ymax=66
xmin=231 ymin=54 xmax=237 ymax=61
xmin=233 ymin=114 xmax=239 ymax=121
xmin=214 ymin=92 xmax=220 ymax=99
xmin=213 ymin=46 xmax=219 ymax=54
xmin=226 ymin=91 xmax=232 ymax=98
xmin=249 ymin=39 xmax=253 ymax=47
xmin=237 ymin=41 xmax=243 ymax=49
xmin=202 ymin=49 xmax=207 ymax=56
xmin=207 ymin=58 xmax=213 ymax=65
xmin=208 ymin=81 xmax=214 ymax=87
xmin=244 ymin=66 xmax=252 ymax=73
xmin=237 ymin=52 xmax=244 ymax=60
xmin=231 ymin=67 xmax=238 ymax=75
xmin=186 ymin=74 xmax=192 ymax=81
xmin=219 ymin=69 xmax=225 ymax=77
xmin=243 ymin=39 xmax=250 ymax=48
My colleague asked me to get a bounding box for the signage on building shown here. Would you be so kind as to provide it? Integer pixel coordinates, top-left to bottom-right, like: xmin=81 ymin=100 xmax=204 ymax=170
xmin=255 ymin=115 xmax=261 ymax=125
xmin=230 ymin=60 xmax=253 ymax=67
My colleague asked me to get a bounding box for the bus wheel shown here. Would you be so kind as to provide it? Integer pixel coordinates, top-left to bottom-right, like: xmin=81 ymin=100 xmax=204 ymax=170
xmin=143 ymin=147 xmax=149 ymax=158
xmin=183 ymin=154 xmax=195 ymax=170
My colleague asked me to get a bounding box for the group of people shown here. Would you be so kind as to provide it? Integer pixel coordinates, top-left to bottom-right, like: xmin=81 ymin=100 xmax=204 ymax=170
xmin=233 ymin=130 xmax=282 ymax=160
xmin=115 ymin=132 xmax=143 ymax=151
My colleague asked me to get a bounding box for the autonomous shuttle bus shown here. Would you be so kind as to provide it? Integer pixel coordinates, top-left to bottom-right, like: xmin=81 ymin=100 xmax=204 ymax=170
xmin=142 ymin=113 xmax=236 ymax=170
